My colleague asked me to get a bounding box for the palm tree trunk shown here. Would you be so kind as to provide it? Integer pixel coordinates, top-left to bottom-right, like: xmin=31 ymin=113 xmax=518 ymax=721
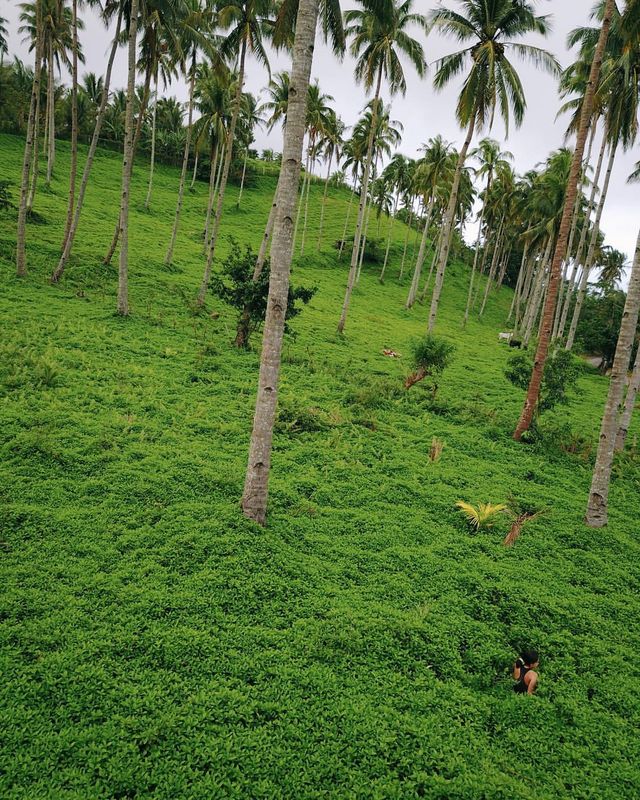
xmin=566 ymin=143 xmax=617 ymax=350
xmin=508 ymin=243 xmax=529 ymax=323
xmin=406 ymin=195 xmax=435 ymax=308
xmin=615 ymin=342 xmax=640 ymax=452
xmin=514 ymin=0 xmax=614 ymax=440
xmin=144 ymin=73 xmax=158 ymax=210
xmin=52 ymin=10 xmax=123 ymax=282
xmin=428 ymin=107 xmax=477 ymax=332
xmin=27 ymin=64 xmax=42 ymax=214
xmin=463 ymin=192 xmax=489 ymax=327
xmin=62 ymin=0 xmax=79 ymax=251
xmin=479 ymin=216 xmax=505 ymax=316
xmin=236 ymin=149 xmax=249 ymax=208
xmin=16 ymin=1 xmax=43 ymax=276
xmin=379 ymin=194 xmax=397 ymax=283
xmin=165 ymin=53 xmax=197 ymax=266
xmin=300 ymin=140 xmax=314 ymax=255
xmin=116 ymin=0 xmax=139 ymax=316
xmin=254 ymin=189 xmax=277 ymax=279
xmin=339 ymin=185 xmax=356 ymax=259
xmin=242 ymin=0 xmax=320 ymax=525
xmin=46 ymin=39 xmax=55 ymax=186
xmin=522 ymin=237 xmax=552 ymax=348
xmin=586 ymin=229 xmax=640 ymax=526
xmin=337 ymin=64 xmax=383 ymax=333
xmin=316 ymin=151 xmax=332 ymax=250
xmin=293 ymin=149 xmax=310 ymax=251
xmin=399 ymin=205 xmax=413 ymax=278
xmin=203 ymin=141 xmax=219 ymax=252
xmin=419 ymin=228 xmax=442 ymax=303
xmin=198 ymin=40 xmax=248 ymax=304
xmin=356 ymin=196 xmax=371 ymax=283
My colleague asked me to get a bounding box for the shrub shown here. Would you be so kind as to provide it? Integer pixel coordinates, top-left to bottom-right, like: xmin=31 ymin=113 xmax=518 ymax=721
xmin=405 ymin=334 xmax=455 ymax=391
xmin=505 ymin=344 xmax=582 ymax=415
xmin=210 ymin=241 xmax=316 ymax=348
xmin=456 ymin=501 xmax=508 ymax=531
xmin=0 ymin=180 xmax=14 ymax=212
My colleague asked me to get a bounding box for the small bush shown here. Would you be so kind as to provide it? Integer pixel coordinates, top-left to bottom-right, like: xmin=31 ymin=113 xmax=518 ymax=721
xmin=505 ymin=345 xmax=582 ymax=415
xmin=0 ymin=180 xmax=15 ymax=213
xmin=456 ymin=501 xmax=508 ymax=531
xmin=405 ymin=335 xmax=455 ymax=391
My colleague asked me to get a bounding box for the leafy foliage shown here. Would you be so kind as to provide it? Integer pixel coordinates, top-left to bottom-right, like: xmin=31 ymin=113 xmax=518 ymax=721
xmin=505 ymin=344 xmax=582 ymax=414
xmin=405 ymin=334 xmax=455 ymax=389
xmin=0 ymin=179 xmax=14 ymax=212
xmin=456 ymin=500 xmax=508 ymax=530
xmin=210 ymin=241 xmax=316 ymax=347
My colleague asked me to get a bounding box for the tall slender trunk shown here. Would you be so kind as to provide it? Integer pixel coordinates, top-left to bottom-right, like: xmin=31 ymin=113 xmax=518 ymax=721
xmin=406 ymin=195 xmax=434 ymax=308
xmin=236 ymin=149 xmax=249 ymax=208
xmin=27 ymin=66 xmax=42 ymax=214
xmin=203 ymin=141 xmax=219 ymax=252
xmin=356 ymin=195 xmax=371 ymax=283
xmin=615 ymin=342 xmax=640 ymax=452
xmin=514 ymin=0 xmax=614 ymax=440
xmin=198 ymin=40 xmax=248 ymax=304
xmin=419 ymin=228 xmax=442 ymax=303
xmin=522 ymin=237 xmax=552 ymax=348
xmin=52 ymin=10 xmax=123 ymax=282
xmin=116 ymin=0 xmax=139 ymax=316
xmin=316 ymin=151 xmax=332 ymax=250
xmin=46 ymin=39 xmax=55 ymax=186
xmin=242 ymin=0 xmax=319 ymax=525
xmin=337 ymin=64 xmax=383 ymax=333
xmin=463 ymin=178 xmax=491 ymax=328
xmin=514 ymin=244 xmax=539 ymax=336
xmin=16 ymin=1 xmax=43 ymax=276
xmin=62 ymin=0 xmax=79 ymax=250
xmin=586 ymin=230 xmax=640 ymax=526
xmin=508 ymin=243 xmax=529 ymax=323
xmin=165 ymin=53 xmax=197 ymax=266
xmin=103 ymin=65 xmax=151 ymax=266
xmin=300 ymin=140 xmax=314 ymax=255
xmin=399 ymin=204 xmax=413 ymax=278
xmin=428 ymin=107 xmax=477 ymax=332
xmin=254 ymin=190 xmax=277 ymax=278
xmin=292 ymin=161 xmax=309 ymax=252
xmin=144 ymin=73 xmax=158 ymax=210
xmin=379 ymin=194 xmax=397 ymax=283
xmin=339 ymin=182 xmax=356 ymax=259
xmin=479 ymin=215 xmax=505 ymax=316
xmin=566 ymin=143 xmax=617 ymax=350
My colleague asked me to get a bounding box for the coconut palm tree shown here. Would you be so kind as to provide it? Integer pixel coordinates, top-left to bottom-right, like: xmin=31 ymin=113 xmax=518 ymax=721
xmin=514 ymin=0 xmax=616 ymax=440
xmin=337 ymin=0 xmax=427 ymax=333
xmin=236 ymin=91 xmax=266 ymax=208
xmin=0 ymin=15 xmax=8 ymax=67
xmin=316 ymin=109 xmax=344 ymax=250
xmin=425 ymin=0 xmax=558 ymax=334
xmin=378 ymin=152 xmax=408 ymax=280
xmin=197 ymin=0 xmax=274 ymax=302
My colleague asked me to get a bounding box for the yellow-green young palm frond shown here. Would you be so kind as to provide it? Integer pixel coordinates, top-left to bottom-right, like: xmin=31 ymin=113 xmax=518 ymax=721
xmin=456 ymin=501 xmax=508 ymax=530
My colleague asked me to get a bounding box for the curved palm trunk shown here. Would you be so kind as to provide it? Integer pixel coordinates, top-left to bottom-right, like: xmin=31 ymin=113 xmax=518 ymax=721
xmin=198 ymin=40 xmax=248 ymax=304
xmin=337 ymin=64 xmax=383 ymax=333
xmin=165 ymin=54 xmax=197 ymax=266
xmin=316 ymin=151 xmax=333 ymax=251
xmin=292 ymin=151 xmax=310 ymax=251
xmin=566 ymin=143 xmax=617 ymax=350
xmin=300 ymin=143 xmax=314 ymax=255
xmin=46 ymin=39 xmax=55 ymax=186
xmin=399 ymin=205 xmax=413 ymax=277
xmin=379 ymin=194 xmax=398 ymax=283
xmin=236 ymin=149 xmax=249 ymax=208
xmin=514 ymin=0 xmax=614 ymax=440
xmin=406 ymin=195 xmax=435 ymax=308
xmin=242 ymin=0 xmax=320 ymax=525
xmin=615 ymin=342 xmax=640 ymax=452
xmin=479 ymin=215 xmax=505 ymax=316
xmin=586 ymin=229 xmax=640 ymax=526
xmin=419 ymin=228 xmax=442 ymax=303
xmin=62 ymin=0 xmax=79 ymax=250
xmin=52 ymin=10 xmax=123 ymax=282
xmin=356 ymin=197 xmax=371 ymax=283
xmin=254 ymin=190 xmax=277 ymax=278
xmin=190 ymin=151 xmax=199 ymax=189
xmin=116 ymin=0 xmax=139 ymax=316
xmin=16 ymin=2 xmax=43 ymax=276
xmin=144 ymin=73 xmax=158 ymax=210
xmin=522 ymin=237 xmax=552 ymax=347
xmin=463 ymin=188 xmax=490 ymax=327
xmin=428 ymin=107 xmax=477 ymax=332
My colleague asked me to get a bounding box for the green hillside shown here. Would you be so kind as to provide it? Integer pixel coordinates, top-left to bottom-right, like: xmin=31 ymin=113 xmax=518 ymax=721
xmin=1 ymin=133 xmax=639 ymax=799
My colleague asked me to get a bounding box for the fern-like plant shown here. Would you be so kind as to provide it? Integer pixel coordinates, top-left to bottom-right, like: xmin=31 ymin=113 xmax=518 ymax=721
xmin=456 ymin=501 xmax=507 ymax=531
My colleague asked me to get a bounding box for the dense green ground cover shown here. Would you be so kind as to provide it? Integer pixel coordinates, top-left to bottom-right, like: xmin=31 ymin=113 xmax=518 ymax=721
xmin=1 ymin=133 xmax=639 ymax=799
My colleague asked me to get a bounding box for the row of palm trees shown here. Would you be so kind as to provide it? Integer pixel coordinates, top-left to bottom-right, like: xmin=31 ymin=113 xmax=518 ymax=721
xmin=9 ymin=0 xmax=640 ymax=528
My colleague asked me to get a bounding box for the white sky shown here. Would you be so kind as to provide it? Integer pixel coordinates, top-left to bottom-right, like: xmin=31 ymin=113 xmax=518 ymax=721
xmin=3 ymin=0 xmax=639 ymax=265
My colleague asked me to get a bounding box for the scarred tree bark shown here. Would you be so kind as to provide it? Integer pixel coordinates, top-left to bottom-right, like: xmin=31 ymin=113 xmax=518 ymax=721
xmin=586 ymin=229 xmax=640 ymax=526
xmin=513 ymin=0 xmax=614 ymax=440
xmin=242 ymin=0 xmax=319 ymax=524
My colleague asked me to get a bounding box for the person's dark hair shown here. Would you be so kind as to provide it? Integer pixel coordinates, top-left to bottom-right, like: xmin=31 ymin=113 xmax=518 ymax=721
xmin=518 ymin=649 xmax=539 ymax=666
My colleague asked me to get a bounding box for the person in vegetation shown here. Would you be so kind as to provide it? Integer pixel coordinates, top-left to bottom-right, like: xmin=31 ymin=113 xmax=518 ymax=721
xmin=513 ymin=650 xmax=539 ymax=695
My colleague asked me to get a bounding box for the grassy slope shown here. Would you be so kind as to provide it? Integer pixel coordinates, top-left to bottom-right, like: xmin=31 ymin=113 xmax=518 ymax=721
xmin=1 ymin=132 xmax=639 ymax=800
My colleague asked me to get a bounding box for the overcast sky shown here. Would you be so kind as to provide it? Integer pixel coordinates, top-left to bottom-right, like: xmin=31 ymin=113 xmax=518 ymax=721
xmin=3 ymin=0 xmax=639 ymax=265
